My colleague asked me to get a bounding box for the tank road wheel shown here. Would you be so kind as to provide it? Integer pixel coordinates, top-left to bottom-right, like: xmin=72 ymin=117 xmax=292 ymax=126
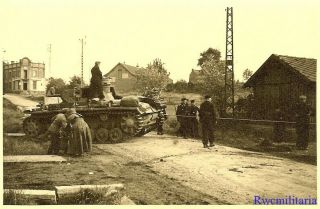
xmin=121 ymin=114 xmax=143 ymax=136
xmin=96 ymin=128 xmax=109 ymax=143
xmin=120 ymin=114 xmax=137 ymax=136
xmin=23 ymin=117 xmax=41 ymax=137
xmin=109 ymin=128 xmax=123 ymax=143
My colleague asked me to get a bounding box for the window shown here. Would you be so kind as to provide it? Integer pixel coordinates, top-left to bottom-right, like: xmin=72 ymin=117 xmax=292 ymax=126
xmin=33 ymin=70 xmax=36 ymax=77
xmin=110 ymin=77 xmax=116 ymax=82
xmin=24 ymin=70 xmax=28 ymax=79
xmin=118 ymin=69 xmax=122 ymax=79
xmin=33 ymin=81 xmax=37 ymax=90
xmin=122 ymin=73 xmax=129 ymax=79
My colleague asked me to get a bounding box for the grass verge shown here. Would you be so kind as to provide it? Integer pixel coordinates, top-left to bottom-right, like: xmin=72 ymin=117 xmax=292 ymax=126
xmin=3 ymin=136 xmax=49 ymax=155
xmin=58 ymin=188 xmax=122 ymax=205
xmin=3 ymin=190 xmax=34 ymax=205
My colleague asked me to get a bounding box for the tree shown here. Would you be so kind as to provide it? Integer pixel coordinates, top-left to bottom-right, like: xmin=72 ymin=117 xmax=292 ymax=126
xmin=197 ymin=48 xmax=221 ymax=66
xmin=67 ymin=75 xmax=84 ymax=89
xmin=174 ymin=80 xmax=189 ymax=93
xmin=243 ymin=68 xmax=253 ymax=82
xmin=46 ymin=77 xmax=67 ymax=94
xmin=135 ymin=58 xmax=171 ymax=93
xmin=196 ymin=48 xmax=226 ymax=115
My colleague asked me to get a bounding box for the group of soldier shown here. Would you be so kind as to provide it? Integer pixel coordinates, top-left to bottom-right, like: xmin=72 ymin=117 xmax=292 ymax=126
xmin=176 ymin=95 xmax=218 ymax=148
xmin=41 ymin=108 xmax=92 ymax=157
xmin=176 ymin=94 xmax=312 ymax=150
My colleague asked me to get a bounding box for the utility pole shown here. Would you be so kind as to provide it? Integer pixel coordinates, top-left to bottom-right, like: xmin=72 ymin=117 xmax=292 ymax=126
xmin=79 ymin=37 xmax=86 ymax=87
xmin=48 ymin=44 xmax=52 ymax=78
xmin=224 ymin=7 xmax=235 ymax=118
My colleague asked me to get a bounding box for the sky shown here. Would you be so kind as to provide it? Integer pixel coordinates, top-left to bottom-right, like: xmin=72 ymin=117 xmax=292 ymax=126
xmin=0 ymin=0 xmax=319 ymax=84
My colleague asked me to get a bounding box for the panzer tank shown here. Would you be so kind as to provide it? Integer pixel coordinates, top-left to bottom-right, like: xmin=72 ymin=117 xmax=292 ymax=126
xmin=23 ymin=77 xmax=167 ymax=143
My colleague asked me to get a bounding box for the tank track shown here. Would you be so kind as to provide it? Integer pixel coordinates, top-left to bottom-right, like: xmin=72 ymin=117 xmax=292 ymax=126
xmin=23 ymin=108 xmax=161 ymax=143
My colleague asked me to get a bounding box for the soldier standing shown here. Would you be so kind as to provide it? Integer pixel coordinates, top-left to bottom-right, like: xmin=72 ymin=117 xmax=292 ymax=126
xmin=188 ymin=100 xmax=200 ymax=138
xmin=199 ymin=95 xmax=217 ymax=148
xmin=294 ymin=95 xmax=311 ymax=150
xmin=176 ymin=98 xmax=188 ymax=139
xmin=89 ymin=61 xmax=105 ymax=100
xmin=273 ymin=108 xmax=285 ymax=143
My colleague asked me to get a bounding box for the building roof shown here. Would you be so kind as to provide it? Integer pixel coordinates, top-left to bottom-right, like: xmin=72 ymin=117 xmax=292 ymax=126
xmin=105 ymin=62 xmax=143 ymax=77
xmin=121 ymin=63 xmax=142 ymax=75
xmin=277 ymin=54 xmax=316 ymax=82
xmin=244 ymin=54 xmax=317 ymax=87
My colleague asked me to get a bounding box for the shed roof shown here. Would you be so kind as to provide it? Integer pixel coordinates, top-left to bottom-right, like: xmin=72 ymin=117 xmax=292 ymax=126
xmin=244 ymin=54 xmax=317 ymax=87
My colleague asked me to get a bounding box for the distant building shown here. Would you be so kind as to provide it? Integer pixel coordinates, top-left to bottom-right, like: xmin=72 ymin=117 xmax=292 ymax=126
xmin=3 ymin=57 xmax=46 ymax=94
xmin=105 ymin=62 xmax=173 ymax=92
xmin=104 ymin=62 xmax=143 ymax=92
xmin=244 ymin=54 xmax=316 ymax=121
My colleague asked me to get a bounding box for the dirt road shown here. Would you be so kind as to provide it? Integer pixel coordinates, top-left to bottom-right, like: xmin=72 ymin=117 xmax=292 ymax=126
xmin=97 ymin=133 xmax=317 ymax=204
xmin=4 ymin=133 xmax=316 ymax=204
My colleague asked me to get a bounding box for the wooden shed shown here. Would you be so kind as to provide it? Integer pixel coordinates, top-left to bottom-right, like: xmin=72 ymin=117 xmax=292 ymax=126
xmin=244 ymin=54 xmax=316 ymax=121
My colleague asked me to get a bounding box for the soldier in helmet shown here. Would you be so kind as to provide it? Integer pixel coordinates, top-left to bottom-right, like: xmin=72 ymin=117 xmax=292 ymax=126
xmin=199 ymin=95 xmax=218 ymax=148
xmin=89 ymin=61 xmax=105 ymax=101
xmin=40 ymin=112 xmax=68 ymax=155
xmin=176 ymin=97 xmax=188 ymax=138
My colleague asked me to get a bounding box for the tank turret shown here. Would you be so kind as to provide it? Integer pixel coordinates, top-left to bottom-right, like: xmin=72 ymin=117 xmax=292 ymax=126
xmin=102 ymin=76 xmax=115 ymax=103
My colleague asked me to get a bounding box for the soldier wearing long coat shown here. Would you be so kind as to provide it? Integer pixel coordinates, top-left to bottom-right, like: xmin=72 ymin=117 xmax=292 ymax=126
xmin=89 ymin=61 xmax=104 ymax=100
xmin=188 ymin=100 xmax=200 ymax=138
xmin=44 ymin=113 xmax=68 ymax=155
xmin=65 ymin=109 xmax=92 ymax=156
xmin=199 ymin=95 xmax=217 ymax=148
xmin=176 ymin=98 xmax=188 ymax=138
xmin=294 ymin=95 xmax=311 ymax=150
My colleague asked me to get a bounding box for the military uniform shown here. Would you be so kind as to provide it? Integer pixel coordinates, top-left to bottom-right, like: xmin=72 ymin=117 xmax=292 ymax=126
xmin=294 ymin=101 xmax=311 ymax=149
xmin=199 ymin=100 xmax=217 ymax=147
xmin=273 ymin=109 xmax=285 ymax=142
xmin=188 ymin=104 xmax=199 ymax=138
xmin=46 ymin=113 xmax=68 ymax=155
xmin=176 ymin=102 xmax=188 ymax=138
xmin=156 ymin=110 xmax=166 ymax=135
xmin=89 ymin=63 xmax=104 ymax=100
xmin=67 ymin=113 xmax=92 ymax=156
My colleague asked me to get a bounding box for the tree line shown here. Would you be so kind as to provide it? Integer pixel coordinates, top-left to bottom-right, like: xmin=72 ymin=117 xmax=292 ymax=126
xmin=46 ymin=48 xmax=253 ymax=116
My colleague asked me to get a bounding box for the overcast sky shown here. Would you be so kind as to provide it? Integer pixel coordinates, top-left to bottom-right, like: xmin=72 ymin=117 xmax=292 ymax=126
xmin=0 ymin=0 xmax=319 ymax=83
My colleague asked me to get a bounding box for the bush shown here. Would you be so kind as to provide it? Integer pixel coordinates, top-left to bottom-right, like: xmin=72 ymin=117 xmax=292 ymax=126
xmin=3 ymin=99 xmax=24 ymax=133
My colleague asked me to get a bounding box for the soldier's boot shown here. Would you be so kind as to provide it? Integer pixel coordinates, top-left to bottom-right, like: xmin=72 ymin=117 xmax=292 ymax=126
xmin=203 ymin=144 xmax=209 ymax=148
xmin=209 ymin=143 xmax=215 ymax=147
